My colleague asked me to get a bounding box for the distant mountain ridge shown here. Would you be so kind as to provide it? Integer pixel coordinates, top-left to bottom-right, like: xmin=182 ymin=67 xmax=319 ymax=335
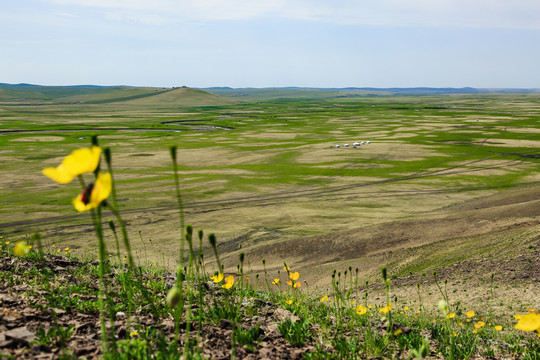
xmin=205 ymin=86 xmax=539 ymax=95
xmin=1 ymin=83 xmax=538 ymax=104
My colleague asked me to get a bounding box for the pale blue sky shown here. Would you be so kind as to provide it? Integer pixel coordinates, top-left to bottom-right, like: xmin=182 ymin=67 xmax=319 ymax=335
xmin=2 ymin=0 xmax=539 ymax=88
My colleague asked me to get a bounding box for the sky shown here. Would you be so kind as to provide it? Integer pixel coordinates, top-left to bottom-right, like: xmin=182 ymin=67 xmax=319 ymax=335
xmin=1 ymin=0 xmax=539 ymax=88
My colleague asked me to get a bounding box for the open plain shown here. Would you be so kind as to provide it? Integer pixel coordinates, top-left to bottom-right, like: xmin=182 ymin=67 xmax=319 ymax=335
xmin=1 ymin=86 xmax=539 ymax=308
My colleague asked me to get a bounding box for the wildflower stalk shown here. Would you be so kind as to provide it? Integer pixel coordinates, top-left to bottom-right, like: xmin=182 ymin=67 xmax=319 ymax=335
xmin=86 ymin=184 xmax=114 ymax=354
xmin=382 ymin=267 xmax=393 ymax=337
xmin=183 ymin=225 xmax=196 ymax=360
xmin=416 ymin=283 xmax=424 ymax=315
xmin=103 ymin=148 xmax=134 ymax=269
xmin=170 ymin=146 xmax=185 ymax=270
xmin=208 ymin=233 xmax=222 ymax=272
xmin=107 ymin=220 xmax=122 ymax=266
xmin=262 ymin=259 xmax=270 ymax=291
xmin=433 ymin=272 xmax=450 ymax=312
xmin=489 ymin=273 xmax=495 ymax=317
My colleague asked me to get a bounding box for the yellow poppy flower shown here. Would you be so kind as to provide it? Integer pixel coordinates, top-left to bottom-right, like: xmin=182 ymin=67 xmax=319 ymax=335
xmin=293 ymin=282 xmax=301 ymax=288
xmin=73 ymin=172 xmax=112 ymax=212
xmin=320 ymin=295 xmax=329 ymax=303
xmin=379 ymin=303 xmax=392 ymax=314
xmin=446 ymin=313 xmax=456 ymax=319
xmin=13 ymin=241 xmax=30 ymax=257
xmin=283 ymin=266 xmax=290 ymax=271
xmin=285 ymin=299 xmax=293 ymax=305
xmin=272 ymin=278 xmax=280 ymax=285
xmin=403 ymin=306 xmax=409 ymax=311
xmin=474 ymin=321 xmax=485 ymax=329
xmin=210 ymin=273 xmax=224 ymax=283
xmin=515 ymin=312 xmax=540 ymax=335
xmin=356 ymin=305 xmax=367 ymax=315
xmin=465 ymin=310 xmax=475 ymax=318
xmin=222 ymin=275 xmax=235 ymax=289
xmin=129 ymin=330 xmax=139 ymax=337
xmin=494 ymin=325 xmax=503 ymax=331
xmin=43 ymin=146 xmax=102 ymax=184
xmin=289 ymin=272 xmax=300 ymax=281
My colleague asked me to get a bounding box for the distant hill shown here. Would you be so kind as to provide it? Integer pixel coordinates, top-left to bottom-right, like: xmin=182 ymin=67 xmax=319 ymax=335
xmin=203 ymin=86 xmax=540 ymax=99
xmin=0 ymin=84 xmax=234 ymax=106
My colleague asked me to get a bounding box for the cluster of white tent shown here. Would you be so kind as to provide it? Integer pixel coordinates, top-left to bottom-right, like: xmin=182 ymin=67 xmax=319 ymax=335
xmin=332 ymin=141 xmax=371 ymax=148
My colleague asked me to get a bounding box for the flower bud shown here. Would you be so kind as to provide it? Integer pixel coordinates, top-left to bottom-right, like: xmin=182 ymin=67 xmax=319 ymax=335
xmin=167 ymin=287 xmax=182 ymax=308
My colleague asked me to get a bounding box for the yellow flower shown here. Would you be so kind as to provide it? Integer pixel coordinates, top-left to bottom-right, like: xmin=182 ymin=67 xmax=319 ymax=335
xmin=129 ymin=330 xmax=139 ymax=337
xmin=446 ymin=313 xmax=456 ymax=319
xmin=43 ymin=146 xmax=102 ymax=184
xmin=73 ymin=172 xmax=112 ymax=212
xmin=458 ymin=322 xmax=463 ymax=327
xmin=466 ymin=310 xmax=475 ymax=318
xmin=379 ymin=303 xmax=392 ymax=314
xmin=13 ymin=241 xmax=30 ymax=257
xmin=494 ymin=325 xmax=503 ymax=331
xmin=356 ymin=305 xmax=367 ymax=315
xmin=293 ymin=282 xmax=301 ymax=288
xmin=515 ymin=312 xmax=540 ymax=336
xmin=4 ymin=241 xmax=9 ymax=245
xmin=283 ymin=266 xmax=290 ymax=271
xmin=403 ymin=306 xmax=409 ymax=311
xmin=287 ymin=280 xmax=293 ymax=286
xmin=474 ymin=321 xmax=485 ymax=329
xmin=285 ymin=299 xmax=293 ymax=305
xmin=222 ymin=275 xmax=235 ymax=289
xmin=272 ymin=278 xmax=280 ymax=285
xmin=472 ymin=329 xmax=478 ymax=334
xmin=64 ymin=247 xmax=69 ymax=251
xmin=289 ymin=272 xmax=300 ymax=281
xmin=320 ymin=295 xmax=329 ymax=303
xmin=210 ymin=273 xmax=224 ymax=283
xmin=514 ymin=314 xmax=522 ymax=320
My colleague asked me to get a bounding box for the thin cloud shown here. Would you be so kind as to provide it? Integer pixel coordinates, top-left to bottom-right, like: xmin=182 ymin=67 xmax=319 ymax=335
xmin=47 ymin=0 xmax=540 ymax=29
xmin=54 ymin=12 xmax=79 ymax=18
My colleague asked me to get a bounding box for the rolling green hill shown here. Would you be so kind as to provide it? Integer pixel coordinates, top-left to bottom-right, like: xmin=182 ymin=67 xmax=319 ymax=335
xmin=0 ymin=84 xmax=234 ymax=106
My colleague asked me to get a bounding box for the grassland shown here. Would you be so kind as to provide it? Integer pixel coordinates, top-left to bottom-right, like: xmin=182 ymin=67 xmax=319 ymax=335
xmin=1 ymin=86 xmax=539 ymax=289
xmin=1 ymin=85 xmax=539 ymax=358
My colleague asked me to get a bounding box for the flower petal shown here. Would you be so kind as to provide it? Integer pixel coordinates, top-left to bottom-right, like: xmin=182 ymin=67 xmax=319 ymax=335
xmin=42 ymin=166 xmax=75 ymax=184
xmin=62 ymin=146 xmax=101 ymax=176
xmin=515 ymin=313 xmax=540 ymax=332
xmin=90 ymin=172 xmax=112 ymax=206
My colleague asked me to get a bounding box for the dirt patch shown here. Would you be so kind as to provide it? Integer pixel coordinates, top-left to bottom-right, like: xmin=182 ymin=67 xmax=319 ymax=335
xmin=482 ymin=139 xmax=540 ymax=148
xmin=11 ymin=136 xmax=65 ymax=142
